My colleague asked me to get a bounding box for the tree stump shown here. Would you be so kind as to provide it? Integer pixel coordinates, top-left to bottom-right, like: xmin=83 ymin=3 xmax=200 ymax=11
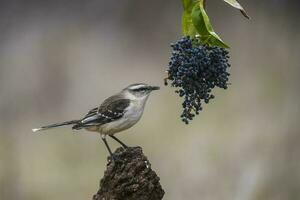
xmin=92 ymin=146 xmax=165 ymax=200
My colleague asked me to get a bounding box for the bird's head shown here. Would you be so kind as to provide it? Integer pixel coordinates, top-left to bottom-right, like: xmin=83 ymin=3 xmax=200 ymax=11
xmin=122 ymin=83 xmax=160 ymax=100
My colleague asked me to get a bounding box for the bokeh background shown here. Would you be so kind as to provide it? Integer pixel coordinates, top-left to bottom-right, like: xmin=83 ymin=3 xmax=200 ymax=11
xmin=0 ymin=0 xmax=300 ymax=199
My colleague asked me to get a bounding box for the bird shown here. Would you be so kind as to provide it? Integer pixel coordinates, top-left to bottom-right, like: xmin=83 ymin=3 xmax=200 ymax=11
xmin=32 ymin=83 xmax=160 ymax=160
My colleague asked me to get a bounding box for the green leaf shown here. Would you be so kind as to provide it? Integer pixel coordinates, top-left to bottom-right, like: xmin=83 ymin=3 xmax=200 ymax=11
xmin=222 ymin=0 xmax=250 ymax=19
xmin=181 ymin=0 xmax=196 ymax=12
xmin=191 ymin=4 xmax=209 ymax=36
xmin=181 ymin=0 xmax=197 ymax=36
xmin=191 ymin=1 xmax=229 ymax=48
xmin=182 ymin=11 xmax=197 ymax=36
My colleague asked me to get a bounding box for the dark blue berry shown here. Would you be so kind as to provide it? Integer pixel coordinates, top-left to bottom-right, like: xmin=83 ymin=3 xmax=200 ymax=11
xmin=165 ymin=37 xmax=231 ymax=123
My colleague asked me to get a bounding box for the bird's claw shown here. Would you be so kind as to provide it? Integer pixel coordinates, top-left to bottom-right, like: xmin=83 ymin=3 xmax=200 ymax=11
xmin=108 ymin=154 xmax=123 ymax=164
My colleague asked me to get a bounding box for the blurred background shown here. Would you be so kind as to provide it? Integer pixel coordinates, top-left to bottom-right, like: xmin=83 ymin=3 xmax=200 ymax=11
xmin=0 ymin=0 xmax=300 ymax=199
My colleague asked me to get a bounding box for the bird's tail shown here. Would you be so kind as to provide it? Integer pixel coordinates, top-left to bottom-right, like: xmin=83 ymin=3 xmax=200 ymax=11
xmin=32 ymin=120 xmax=79 ymax=132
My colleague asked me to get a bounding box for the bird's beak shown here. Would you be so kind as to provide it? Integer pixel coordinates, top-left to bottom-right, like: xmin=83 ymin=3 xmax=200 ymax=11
xmin=150 ymin=86 xmax=160 ymax=91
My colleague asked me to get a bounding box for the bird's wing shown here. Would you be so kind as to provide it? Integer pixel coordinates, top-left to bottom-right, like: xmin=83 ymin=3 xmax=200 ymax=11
xmin=73 ymin=96 xmax=130 ymax=129
xmin=84 ymin=107 xmax=98 ymax=118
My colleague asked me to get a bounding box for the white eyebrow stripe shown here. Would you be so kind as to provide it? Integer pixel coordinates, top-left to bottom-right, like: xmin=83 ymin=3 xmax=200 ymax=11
xmin=129 ymin=84 xmax=147 ymax=90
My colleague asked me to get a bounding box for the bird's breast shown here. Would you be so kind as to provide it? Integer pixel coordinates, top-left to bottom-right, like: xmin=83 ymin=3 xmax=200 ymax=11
xmin=100 ymin=100 xmax=147 ymax=135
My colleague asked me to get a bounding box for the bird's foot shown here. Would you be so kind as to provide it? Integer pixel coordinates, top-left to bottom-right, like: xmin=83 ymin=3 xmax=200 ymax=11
xmin=121 ymin=144 xmax=129 ymax=149
xmin=108 ymin=154 xmax=123 ymax=164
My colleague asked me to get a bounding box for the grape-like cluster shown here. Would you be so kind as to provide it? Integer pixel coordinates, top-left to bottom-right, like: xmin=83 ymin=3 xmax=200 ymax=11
xmin=165 ymin=37 xmax=231 ymax=124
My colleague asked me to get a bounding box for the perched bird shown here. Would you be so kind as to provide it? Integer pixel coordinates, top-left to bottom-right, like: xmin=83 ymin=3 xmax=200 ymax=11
xmin=32 ymin=83 xmax=160 ymax=160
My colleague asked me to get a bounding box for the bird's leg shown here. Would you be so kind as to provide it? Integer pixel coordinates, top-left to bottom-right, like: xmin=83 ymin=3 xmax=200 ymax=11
xmin=109 ymin=135 xmax=128 ymax=149
xmin=101 ymin=135 xmax=114 ymax=160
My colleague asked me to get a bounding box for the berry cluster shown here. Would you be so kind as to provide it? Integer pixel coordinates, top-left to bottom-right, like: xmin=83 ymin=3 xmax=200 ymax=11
xmin=165 ymin=37 xmax=231 ymax=124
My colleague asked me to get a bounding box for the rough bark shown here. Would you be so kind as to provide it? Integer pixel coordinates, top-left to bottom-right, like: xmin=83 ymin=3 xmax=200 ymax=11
xmin=92 ymin=146 xmax=165 ymax=200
